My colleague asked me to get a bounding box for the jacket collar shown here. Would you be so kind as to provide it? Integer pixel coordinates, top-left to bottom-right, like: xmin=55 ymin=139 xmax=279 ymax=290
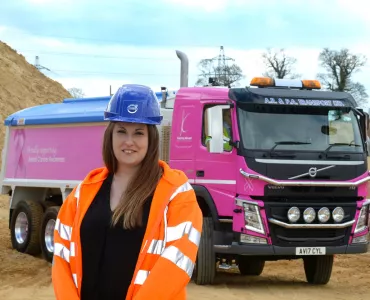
xmin=79 ymin=160 xmax=188 ymax=189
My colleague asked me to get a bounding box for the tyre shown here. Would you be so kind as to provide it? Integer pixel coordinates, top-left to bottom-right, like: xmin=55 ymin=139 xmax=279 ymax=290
xmin=10 ymin=200 xmax=44 ymax=255
xmin=40 ymin=206 xmax=60 ymax=263
xmin=238 ymin=256 xmax=265 ymax=276
xmin=41 ymin=200 xmax=58 ymax=211
xmin=193 ymin=217 xmax=216 ymax=285
xmin=303 ymin=255 xmax=334 ymax=285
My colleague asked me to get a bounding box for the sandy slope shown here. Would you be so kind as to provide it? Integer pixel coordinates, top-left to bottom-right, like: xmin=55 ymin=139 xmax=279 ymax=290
xmin=0 ymin=41 xmax=71 ymax=164
xmin=0 ymin=40 xmax=70 ymax=299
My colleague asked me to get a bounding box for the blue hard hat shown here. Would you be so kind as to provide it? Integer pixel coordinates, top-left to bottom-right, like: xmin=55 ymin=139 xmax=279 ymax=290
xmin=104 ymin=84 xmax=163 ymax=125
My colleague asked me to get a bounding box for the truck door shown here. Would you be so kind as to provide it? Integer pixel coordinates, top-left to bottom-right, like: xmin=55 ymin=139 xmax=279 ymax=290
xmin=195 ymin=104 xmax=237 ymax=217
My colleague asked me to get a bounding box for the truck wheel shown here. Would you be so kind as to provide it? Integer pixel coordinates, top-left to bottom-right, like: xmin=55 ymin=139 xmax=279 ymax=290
xmin=40 ymin=206 xmax=60 ymax=263
xmin=10 ymin=200 xmax=43 ymax=255
xmin=193 ymin=217 xmax=216 ymax=285
xmin=41 ymin=200 xmax=58 ymax=211
xmin=238 ymin=256 xmax=265 ymax=276
xmin=303 ymin=255 xmax=334 ymax=285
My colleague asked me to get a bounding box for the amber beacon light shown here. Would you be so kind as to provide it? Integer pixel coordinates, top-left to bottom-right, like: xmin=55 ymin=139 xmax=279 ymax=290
xmin=250 ymin=77 xmax=321 ymax=90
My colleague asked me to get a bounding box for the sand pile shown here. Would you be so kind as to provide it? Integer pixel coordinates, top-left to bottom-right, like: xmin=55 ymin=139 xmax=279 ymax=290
xmin=0 ymin=41 xmax=71 ymax=150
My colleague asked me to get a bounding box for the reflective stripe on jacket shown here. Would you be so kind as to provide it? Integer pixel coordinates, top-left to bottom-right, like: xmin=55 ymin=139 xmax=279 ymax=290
xmin=52 ymin=160 xmax=203 ymax=300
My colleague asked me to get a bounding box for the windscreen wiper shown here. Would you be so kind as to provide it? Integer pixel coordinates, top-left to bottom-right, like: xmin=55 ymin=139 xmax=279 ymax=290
xmin=321 ymin=142 xmax=362 ymax=158
xmin=268 ymin=141 xmax=312 ymax=157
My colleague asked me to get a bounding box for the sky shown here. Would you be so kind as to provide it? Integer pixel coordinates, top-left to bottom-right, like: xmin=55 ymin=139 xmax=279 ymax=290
xmin=0 ymin=0 xmax=370 ymax=108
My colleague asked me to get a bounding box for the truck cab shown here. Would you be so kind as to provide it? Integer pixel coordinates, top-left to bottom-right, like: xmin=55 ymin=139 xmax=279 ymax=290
xmin=168 ymin=77 xmax=370 ymax=285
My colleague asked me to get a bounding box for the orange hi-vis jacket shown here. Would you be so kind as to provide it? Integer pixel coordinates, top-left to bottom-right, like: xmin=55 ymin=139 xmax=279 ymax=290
xmin=52 ymin=160 xmax=203 ymax=300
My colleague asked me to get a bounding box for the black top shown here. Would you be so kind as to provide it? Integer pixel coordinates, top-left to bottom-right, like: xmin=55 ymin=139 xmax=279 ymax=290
xmin=80 ymin=173 xmax=153 ymax=300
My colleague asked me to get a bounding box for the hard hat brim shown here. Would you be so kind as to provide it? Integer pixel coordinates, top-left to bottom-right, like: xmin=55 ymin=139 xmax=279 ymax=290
xmin=104 ymin=111 xmax=163 ymax=125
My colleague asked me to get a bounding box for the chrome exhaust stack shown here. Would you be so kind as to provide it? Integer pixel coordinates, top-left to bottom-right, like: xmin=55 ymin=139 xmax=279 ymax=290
xmin=176 ymin=50 xmax=189 ymax=87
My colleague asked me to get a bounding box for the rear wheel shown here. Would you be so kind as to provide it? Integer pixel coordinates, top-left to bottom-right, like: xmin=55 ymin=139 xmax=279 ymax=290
xmin=238 ymin=256 xmax=265 ymax=276
xmin=10 ymin=200 xmax=43 ymax=255
xmin=193 ymin=217 xmax=216 ymax=285
xmin=303 ymin=255 xmax=334 ymax=285
xmin=40 ymin=206 xmax=60 ymax=263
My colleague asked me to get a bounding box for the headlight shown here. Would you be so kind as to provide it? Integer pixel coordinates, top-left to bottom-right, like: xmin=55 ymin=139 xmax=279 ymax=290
xmin=332 ymin=207 xmax=344 ymax=223
xmin=318 ymin=207 xmax=330 ymax=223
xmin=243 ymin=202 xmax=265 ymax=235
xmin=303 ymin=207 xmax=316 ymax=223
xmin=355 ymin=205 xmax=369 ymax=233
xmin=287 ymin=207 xmax=300 ymax=223
xmin=352 ymin=234 xmax=369 ymax=244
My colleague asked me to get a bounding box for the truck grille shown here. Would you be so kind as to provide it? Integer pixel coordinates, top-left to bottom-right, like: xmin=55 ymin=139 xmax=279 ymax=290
xmin=264 ymin=202 xmax=356 ymax=247
xmin=261 ymin=185 xmax=360 ymax=202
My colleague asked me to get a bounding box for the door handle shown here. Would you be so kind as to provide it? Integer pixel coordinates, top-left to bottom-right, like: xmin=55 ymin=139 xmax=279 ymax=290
xmin=196 ymin=170 xmax=204 ymax=177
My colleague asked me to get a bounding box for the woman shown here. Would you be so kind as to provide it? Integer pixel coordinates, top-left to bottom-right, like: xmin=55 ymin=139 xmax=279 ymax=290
xmin=51 ymin=84 xmax=203 ymax=300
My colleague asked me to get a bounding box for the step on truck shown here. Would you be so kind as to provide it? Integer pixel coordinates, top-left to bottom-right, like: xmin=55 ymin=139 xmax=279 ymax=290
xmin=1 ymin=50 xmax=369 ymax=286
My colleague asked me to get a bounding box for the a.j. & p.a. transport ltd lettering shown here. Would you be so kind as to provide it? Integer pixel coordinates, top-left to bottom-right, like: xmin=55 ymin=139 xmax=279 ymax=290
xmin=264 ymin=97 xmax=345 ymax=107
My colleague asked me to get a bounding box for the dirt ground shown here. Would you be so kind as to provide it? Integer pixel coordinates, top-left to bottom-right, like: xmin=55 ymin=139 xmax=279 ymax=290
xmin=0 ymin=196 xmax=369 ymax=300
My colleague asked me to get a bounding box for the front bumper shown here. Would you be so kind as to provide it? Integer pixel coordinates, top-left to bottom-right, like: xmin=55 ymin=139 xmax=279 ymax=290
xmin=214 ymin=242 xmax=369 ymax=256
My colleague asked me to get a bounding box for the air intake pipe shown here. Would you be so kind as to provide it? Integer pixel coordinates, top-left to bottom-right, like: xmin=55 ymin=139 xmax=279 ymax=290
xmin=176 ymin=50 xmax=189 ymax=87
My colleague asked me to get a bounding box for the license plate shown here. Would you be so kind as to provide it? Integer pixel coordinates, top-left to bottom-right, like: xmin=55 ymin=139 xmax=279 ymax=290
xmin=295 ymin=247 xmax=326 ymax=255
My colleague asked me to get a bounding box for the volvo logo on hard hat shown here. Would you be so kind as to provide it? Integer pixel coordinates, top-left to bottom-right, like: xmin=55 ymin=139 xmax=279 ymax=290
xmin=127 ymin=104 xmax=138 ymax=114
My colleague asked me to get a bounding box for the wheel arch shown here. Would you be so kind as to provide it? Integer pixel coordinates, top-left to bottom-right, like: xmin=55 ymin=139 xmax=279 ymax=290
xmin=192 ymin=185 xmax=220 ymax=230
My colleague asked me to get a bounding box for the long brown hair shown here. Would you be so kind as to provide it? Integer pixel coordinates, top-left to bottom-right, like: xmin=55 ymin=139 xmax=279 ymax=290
xmin=102 ymin=121 xmax=163 ymax=229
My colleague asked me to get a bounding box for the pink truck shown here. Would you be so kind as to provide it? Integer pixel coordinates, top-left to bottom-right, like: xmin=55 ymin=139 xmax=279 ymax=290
xmin=1 ymin=51 xmax=369 ymax=286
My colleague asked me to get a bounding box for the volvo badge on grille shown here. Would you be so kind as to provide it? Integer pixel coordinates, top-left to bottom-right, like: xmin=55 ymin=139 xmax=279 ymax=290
xmin=308 ymin=167 xmax=318 ymax=177
xmin=288 ymin=165 xmax=335 ymax=180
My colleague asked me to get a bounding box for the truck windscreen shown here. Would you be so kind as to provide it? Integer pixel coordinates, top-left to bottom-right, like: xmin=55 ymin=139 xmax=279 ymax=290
xmin=237 ymin=103 xmax=364 ymax=153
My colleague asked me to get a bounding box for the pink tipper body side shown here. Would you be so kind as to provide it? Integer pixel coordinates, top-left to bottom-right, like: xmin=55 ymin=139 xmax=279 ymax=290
xmin=5 ymin=124 xmax=107 ymax=181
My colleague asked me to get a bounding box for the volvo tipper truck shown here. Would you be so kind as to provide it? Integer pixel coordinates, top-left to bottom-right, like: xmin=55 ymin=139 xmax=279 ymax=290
xmin=1 ymin=50 xmax=369 ymax=286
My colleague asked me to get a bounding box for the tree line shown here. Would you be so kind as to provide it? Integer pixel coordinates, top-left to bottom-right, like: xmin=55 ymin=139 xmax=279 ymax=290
xmin=196 ymin=48 xmax=368 ymax=106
